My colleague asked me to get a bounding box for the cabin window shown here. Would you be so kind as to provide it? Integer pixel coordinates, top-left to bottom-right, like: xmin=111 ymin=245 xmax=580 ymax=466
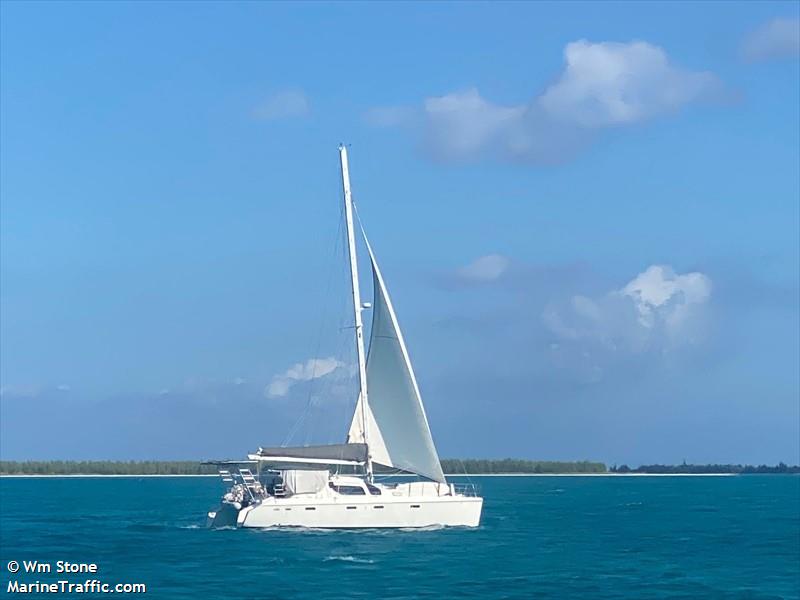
xmin=374 ymin=505 xmax=384 ymax=509
xmin=366 ymin=484 xmax=382 ymax=495
xmin=346 ymin=506 xmax=357 ymax=510
xmin=410 ymin=505 xmax=420 ymax=509
xmin=329 ymin=484 xmax=366 ymax=495
xmin=305 ymin=507 xmax=316 ymax=511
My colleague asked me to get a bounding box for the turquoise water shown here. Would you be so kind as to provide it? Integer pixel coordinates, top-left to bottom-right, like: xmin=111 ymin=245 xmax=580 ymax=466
xmin=1 ymin=475 xmax=798 ymax=599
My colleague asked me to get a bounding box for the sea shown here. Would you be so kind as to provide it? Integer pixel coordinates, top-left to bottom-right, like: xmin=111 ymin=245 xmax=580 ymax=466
xmin=0 ymin=475 xmax=798 ymax=599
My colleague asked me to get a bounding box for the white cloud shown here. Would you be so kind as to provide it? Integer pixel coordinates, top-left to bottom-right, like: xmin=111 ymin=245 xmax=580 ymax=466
xmin=0 ymin=383 xmax=72 ymax=398
xmin=742 ymin=17 xmax=800 ymax=62
xmin=367 ymin=40 xmax=721 ymax=164
xmin=266 ymin=357 xmax=345 ymax=398
xmin=252 ymin=89 xmax=310 ymax=120
xmin=621 ymin=265 xmax=712 ymax=329
xmin=457 ymin=254 xmax=511 ymax=282
xmin=538 ymin=41 xmax=719 ymax=127
xmin=424 ymin=90 xmax=526 ymax=159
xmin=544 ymin=264 xmax=712 ymax=351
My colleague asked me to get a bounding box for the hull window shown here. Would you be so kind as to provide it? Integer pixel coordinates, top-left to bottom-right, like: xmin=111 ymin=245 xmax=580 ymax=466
xmin=330 ymin=484 xmax=366 ymax=495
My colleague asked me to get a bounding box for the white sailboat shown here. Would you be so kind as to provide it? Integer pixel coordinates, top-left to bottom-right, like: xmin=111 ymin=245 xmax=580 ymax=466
xmin=207 ymin=146 xmax=483 ymax=529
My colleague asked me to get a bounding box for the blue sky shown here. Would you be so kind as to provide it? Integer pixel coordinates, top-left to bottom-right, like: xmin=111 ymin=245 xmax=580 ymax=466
xmin=1 ymin=1 xmax=798 ymax=465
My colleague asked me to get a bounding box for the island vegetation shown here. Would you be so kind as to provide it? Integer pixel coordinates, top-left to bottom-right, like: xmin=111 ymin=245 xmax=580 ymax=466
xmin=610 ymin=462 xmax=800 ymax=474
xmin=1 ymin=459 xmax=797 ymax=475
xmin=0 ymin=459 xmax=605 ymax=475
xmin=439 ymin=459 xmax=607 ymax=474
xmin=0 ymin=461 xmax=219 ymax=475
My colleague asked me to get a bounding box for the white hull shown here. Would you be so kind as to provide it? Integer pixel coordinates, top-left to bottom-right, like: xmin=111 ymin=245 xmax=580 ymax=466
xmin=209 ymin=473 xmax=482 ymax=529
xmin=234 ymin=495 xmax=482 ymax=529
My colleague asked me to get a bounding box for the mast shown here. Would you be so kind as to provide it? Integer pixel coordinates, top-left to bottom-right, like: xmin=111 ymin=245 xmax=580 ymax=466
xmin=338 ymin=144 xmax=372 ymax=481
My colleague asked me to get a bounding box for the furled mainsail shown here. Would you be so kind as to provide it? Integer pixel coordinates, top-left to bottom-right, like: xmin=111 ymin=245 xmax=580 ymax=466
xmin=255 ymin=443 xmax=368 ymax=464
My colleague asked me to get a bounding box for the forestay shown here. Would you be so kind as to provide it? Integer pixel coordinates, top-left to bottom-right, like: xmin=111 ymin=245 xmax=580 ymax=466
xmin=347 ymin=236 xmax=445 ymax=483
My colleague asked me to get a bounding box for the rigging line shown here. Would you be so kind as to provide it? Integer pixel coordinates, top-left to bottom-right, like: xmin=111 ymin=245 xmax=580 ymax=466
xmin=456 ymin=458 xmax=475 ymax=488
xmin=334 ymin=243 xmax=358 ymax=444
xmin=282 ymin=191 xmax=346 ymax=448
xmin=319 ymin=198 xmax=354 ymax=446
xmin=303 ymin=397 xmax=315 ymax=447
xmin=373 ymin=467 xmax=408 ymax=481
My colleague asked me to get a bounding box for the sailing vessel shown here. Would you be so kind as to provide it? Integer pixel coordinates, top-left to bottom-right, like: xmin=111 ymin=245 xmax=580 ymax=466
xmin=207 ymin=146 xmax=483 ymax=529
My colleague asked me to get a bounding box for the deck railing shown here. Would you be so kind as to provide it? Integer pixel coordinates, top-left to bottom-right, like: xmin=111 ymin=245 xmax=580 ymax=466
xmin=452 ymin=482 xmax=480 ymax=497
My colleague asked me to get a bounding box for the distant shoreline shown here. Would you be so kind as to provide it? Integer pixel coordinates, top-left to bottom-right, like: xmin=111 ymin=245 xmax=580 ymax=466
xmin=2 ymin=459 xmax=796 ymax=477
xmin=0 ymin=472 xmax=746 ymax=479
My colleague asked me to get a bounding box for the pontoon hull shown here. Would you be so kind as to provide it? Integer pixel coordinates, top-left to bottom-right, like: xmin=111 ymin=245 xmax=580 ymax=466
xmin=228 ymin=496 xmax=483 ymax=529
xmin=206 ymin=501 xmax=240 ymax=528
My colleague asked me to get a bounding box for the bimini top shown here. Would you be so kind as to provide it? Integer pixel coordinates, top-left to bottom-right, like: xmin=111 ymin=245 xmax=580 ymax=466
xmin=250 ymin=443 xmax=368 ymax=466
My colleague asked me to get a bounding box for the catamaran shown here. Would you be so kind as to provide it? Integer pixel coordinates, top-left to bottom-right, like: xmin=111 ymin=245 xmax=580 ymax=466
xmin=206 ymin=146 xmax=483 ymax=529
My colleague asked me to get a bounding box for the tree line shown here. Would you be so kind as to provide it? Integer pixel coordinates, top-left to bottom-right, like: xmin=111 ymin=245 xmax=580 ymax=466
xmin=0 ymin=461 xmax=219 ymax=475
xmin=609 ymin=462 xmax=800 ymax=474
xmin=0 ymin=459 xmax=606 ymax=475
xmin=1 ymin=460 xmax=797 ymax=475
xmin=439 ymin=459 xmax=607 ymax=474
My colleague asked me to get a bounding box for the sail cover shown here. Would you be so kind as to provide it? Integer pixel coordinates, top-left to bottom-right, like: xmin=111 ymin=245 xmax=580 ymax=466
xmin=256 ymin=443 xmax=367 ymax=464
xmin=348 ymin=239 xmax=445 ymax=483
